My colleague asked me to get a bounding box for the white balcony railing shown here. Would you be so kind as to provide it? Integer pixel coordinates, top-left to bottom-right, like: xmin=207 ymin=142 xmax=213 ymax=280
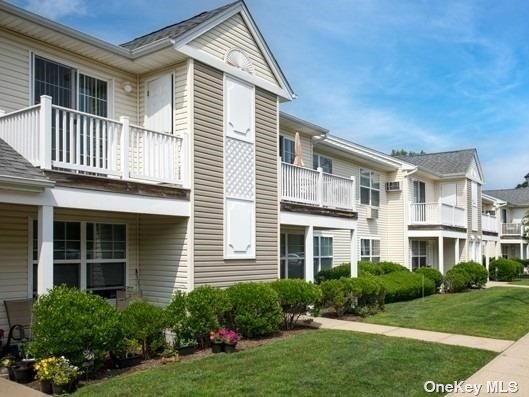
xmin=501 ymin=223 xmax=523 ymax=236
xmin=481 ymin=214 xmax=498 ymax=233
xmin=281 ymin=162 xmax=355 ymax=210
xmin=0 ymin=96 xmax=187 ymax=186
xmin=409 ymin=202 xmax=466 ymax=227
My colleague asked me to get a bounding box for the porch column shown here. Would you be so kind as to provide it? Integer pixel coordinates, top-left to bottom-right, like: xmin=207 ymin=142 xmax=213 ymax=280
xmin=438 ymin=236 xmax=444 ymax=274
xmin=350 ymin=229 xmax=358 ymax=278
xmin=485 ymin=242 xmax=490 ymax=270
xmin=521 ymin=243 xmax=524 ymax=260
xmin=37 ymin=205 xmax=54 ymax=295
xmin=454 ymin=238 xmax=460 ymax=265
xmin=304 ymin=225 xmax=314 ymax=282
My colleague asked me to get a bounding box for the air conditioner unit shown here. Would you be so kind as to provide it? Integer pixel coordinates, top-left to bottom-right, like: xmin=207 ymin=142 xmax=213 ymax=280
xmin=385 ymin=181 xmax=401 ymax=191
xmin=367 ymin=207 xmax=379 ymax=219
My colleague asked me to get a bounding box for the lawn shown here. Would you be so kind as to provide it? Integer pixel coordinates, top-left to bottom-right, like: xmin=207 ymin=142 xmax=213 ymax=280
xmin=510 ymin=278 xmax=529 ymax=286
xmin=364 ymin=287 xmax=529 ymax=340
xmin=75 ymin=330 xmax=494 ymax=397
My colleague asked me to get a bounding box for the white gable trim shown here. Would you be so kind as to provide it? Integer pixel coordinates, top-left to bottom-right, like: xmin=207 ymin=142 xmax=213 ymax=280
xmin=466 ymin=152 xmax=484 ymax=184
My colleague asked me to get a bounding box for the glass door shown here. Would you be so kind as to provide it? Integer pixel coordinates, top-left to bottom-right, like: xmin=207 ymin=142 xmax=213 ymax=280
xmin=280 ymin=233 xmax=305 ymax=279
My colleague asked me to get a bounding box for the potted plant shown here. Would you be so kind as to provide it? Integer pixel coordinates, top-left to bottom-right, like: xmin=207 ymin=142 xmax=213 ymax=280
xmin=35 ymin=357 xmax=59 ymax=394
xmin=220 ymin=328 xmax=239 ymax=354
xmin=111 ymin=338 xmax=143 ymax=368
xmin=177 ymin=337 xmax=198 ymax=356
xmin=12 ymin=358 xmax=36 ymax=384
xmin=209 ymin=330 xmax=223 ymax=354
xmin=51 ymin=357 xmax=79 ymax=395
xmin=0 ymin=356 xmax=13 ymax=380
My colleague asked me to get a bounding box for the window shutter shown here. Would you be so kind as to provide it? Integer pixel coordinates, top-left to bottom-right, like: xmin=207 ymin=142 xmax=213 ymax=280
xmin=226 ymin=78 xmax=253 ymax=142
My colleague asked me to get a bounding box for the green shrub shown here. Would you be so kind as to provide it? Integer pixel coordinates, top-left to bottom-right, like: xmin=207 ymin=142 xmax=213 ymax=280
xmin=378 ymin=272 xmax=435 ymax=303
xmin=359 ymin=261 xmax=409 ymax=276
xmin=269 ymin=279 xmax=322 ymax=330
xmin=166 ymin=291 xmax=193 ymax=347
xmin=413 ymin=268 xmax=443 ymax=291
xmin=320 ymin=279 xmax=356 ymax=317
xmin=444 ymin=268 xmax=471 ymax=293
xmin=489 ymin=258 xmax=522 ymax=281
xmin=315 ymin=263 xmax=351 ymax=283
xmin=453 ymin=262 xmax=488 ymax=288
xmin=120 ymin=300 xmax=168 ymax=358
xmin=349 ymin=275 xmax=386 ymax=315
xmin=226 ymin=283 xmax=282 ymax=337
xmin=30 ymin=286 xmax=122 ymax=366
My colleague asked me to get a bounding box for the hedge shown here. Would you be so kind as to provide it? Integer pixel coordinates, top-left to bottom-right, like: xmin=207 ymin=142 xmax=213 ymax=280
xmin=378 ymin=271 xmax=435 ymax=303
xmin=315 ymin=263 xmax=351 ymax=283
xmin=413 ymin=267 xmax=443 ymax=291
xmin=359 ymin=261 xmax=409 ymax=276
xmin=453 ymin=262 xmax=488 ymax=288
xmin=444 ymin=268 xmax=470 ymax=293
xmin=489 ymin=258 xmax=523 ymax=281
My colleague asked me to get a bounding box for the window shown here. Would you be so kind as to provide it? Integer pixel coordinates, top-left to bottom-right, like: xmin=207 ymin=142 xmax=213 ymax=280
xmin=279 ymin=136 xmax=295 ymax=164
xmin=413 ymin=181 xmax=426 ymax=203
xmin=313 ymin=154 xmax=332 ymax=174
xmin=501 ymin=209 xmax=508 ymax=224
xmin=280 ymin=233 xmax=305 ymax=279
xmin=360 ymin=169 xmax=380 ymax=207
xmin=411 ymin=240 xmax=428 ymax=269
xmin=79 ymin=74 xmax=108 ymax=117
xmin=360 ymin=239 xmax=380 ymax=262
xmin=314 ymin=235 xmax=333 ymax=275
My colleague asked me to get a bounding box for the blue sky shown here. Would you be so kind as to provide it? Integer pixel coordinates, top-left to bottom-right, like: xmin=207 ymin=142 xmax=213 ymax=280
xmin=11 ymin=0 xmax=529 ymax=188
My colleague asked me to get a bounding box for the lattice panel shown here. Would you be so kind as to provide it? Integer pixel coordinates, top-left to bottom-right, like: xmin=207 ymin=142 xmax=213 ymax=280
xmin=225 ymin=137 xmax=254 ymax=200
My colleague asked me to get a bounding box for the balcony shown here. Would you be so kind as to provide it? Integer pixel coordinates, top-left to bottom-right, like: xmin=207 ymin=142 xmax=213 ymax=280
xmin=0 ymin=96 xmax=188 ymax=186
xmin=481 ymin=214 xmax=498 ymax=233
xmin=281 ymin=162 xmax=355 ymax=211
xmin=409 ymin=203 xmax=466 ymax=228
xmin=501 ymin=223 xmax=524 ymax=236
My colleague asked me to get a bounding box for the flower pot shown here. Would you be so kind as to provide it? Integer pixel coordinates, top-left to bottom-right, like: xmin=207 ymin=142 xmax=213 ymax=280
xmin=7 ymin=366 xmax=16 ymax=381
xmin=52 ymin=380 xmax=77 ymax=395
xmin=40 ymin=380 xmax=53 ymax=394
xmin=178 ymin=345 xmax=197 ymax=356
xmin=211 ymin=342 xmax=223 ymax=354
xmin=13 ymin=365 xmax=35 ymax=383
xmin=113 ymin=354 xmax=142 ymax=369
xmin=223 ymin=343 xmax=237 ymax=354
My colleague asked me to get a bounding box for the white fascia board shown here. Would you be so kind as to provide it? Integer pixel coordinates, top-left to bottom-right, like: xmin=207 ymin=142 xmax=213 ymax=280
xmin=0 ymin=175 xmax=54 ymax=192
xmin=0 ymin=187 xmax=190 ymax=217
xmin=280 ymin=210 xmax=356 ymax=229
xmin=407 ymin=229 xmax=468 ymax=239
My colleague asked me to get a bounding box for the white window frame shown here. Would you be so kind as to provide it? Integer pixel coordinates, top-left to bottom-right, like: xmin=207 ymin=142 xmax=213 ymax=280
xmin=313 ymin=234 xmax=333 ymax=274
xmin=313 ymin=153 xmax=333 ymax=174
xmin=360 ymin=169 xmax=380 ymax=207
xmin=360 ymin=238 xmax=380 ymax=262
xmin=410 ymin=240 xmax=428 ymax=269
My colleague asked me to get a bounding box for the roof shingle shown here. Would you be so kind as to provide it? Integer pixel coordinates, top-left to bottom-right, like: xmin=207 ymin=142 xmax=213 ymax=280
xmin=394 ymin=149 xmax=476 ymax=176
xmin=483 ymin=188 xmax=529 ymax=206
xmin=0 ymin=138 xmax=50 ymax=183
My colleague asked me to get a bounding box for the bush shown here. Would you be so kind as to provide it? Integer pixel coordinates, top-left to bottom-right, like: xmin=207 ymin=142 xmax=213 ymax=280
xmin=320 ymin=279 xmax=357 ymax=317
xmin=359 ymin=261 xmax=409 ymax=276
xmin=120 ymin=300 xmax=168 ymax=358
xmin=489 ymin=258 xmax=522 ymax=281
xmin=315 ymin=263 xmax=351 ymax=283
xmin=30 ymin=286 xmax=122 ymax=366
xmin=453 ymin=262 xmax=488 ymax=288
xmin=444 ymin=268 xmax=471 ymax=293
xmin=378 ymin=272 xmax=435 ymax=303
xmin=349 ymin=275 xmax=386 ymax=315
xmin=226 ymin=283 xmax=282 ymax=338
xmin=269 ymin=279 xmax=322 ymax=330
xmin=413 ymin=267 xmax=443 ymax=291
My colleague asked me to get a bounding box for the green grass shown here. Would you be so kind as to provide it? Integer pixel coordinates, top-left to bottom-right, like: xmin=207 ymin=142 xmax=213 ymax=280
xmin=75 ymin=330 xmax=494 ymax=397
xmin=364 ymin=287 xmax=529 ymax=340
xmin=510 ymin=278 xmax=529 ymax=286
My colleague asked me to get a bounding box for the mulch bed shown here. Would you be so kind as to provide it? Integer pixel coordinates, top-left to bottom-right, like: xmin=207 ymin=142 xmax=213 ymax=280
xmin=319 ymin=308 xmax=362 ymax=322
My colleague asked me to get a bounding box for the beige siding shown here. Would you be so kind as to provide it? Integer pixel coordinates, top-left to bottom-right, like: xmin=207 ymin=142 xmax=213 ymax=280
xmin=0 ymin=28 xmax=137 ymax=122
xmin=0 ymin=203 xmax=36 ymax=332
xmin=189 ymin=13 xmax=278 ymax=85
xmin=384 ymin=169 xmax=407 ymax=265
xmin=139 ymin=216 xmax=188 ymax=305
xmin=192 ymin=61 xmax=279 ymax=286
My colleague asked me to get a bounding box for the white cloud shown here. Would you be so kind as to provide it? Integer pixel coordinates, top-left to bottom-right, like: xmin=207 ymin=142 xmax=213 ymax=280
xmin=25 ymin=0 xmax=87 ymax=20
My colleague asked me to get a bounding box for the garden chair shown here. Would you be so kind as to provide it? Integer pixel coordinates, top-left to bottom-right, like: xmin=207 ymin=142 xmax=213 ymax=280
xmin=2 ymin=298 xmax=33 ymax=357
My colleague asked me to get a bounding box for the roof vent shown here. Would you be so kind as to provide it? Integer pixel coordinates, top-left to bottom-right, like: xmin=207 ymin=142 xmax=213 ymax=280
xmin=225 ymin=49 xmax=254 ymax=74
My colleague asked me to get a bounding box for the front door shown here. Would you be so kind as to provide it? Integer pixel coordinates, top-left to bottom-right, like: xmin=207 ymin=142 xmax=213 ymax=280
xmin=145 ymin=73 xmax=173 ymax=133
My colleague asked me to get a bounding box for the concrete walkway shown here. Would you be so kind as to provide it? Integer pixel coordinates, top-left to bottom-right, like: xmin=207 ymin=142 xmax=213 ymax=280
xmin=449 ymin=332 xmax=529 ymax=396
xmin=487 ymin=281 xmax=529 ymax=289
xmin=310 ymin=317 xmax=514 ymax=353
xmin=0 ymin=378 xmax=45 ymax=397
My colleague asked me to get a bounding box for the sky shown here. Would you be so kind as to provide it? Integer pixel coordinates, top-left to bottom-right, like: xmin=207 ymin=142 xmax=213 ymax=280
xmin=10 ymin=0 xmax=529 ymax=189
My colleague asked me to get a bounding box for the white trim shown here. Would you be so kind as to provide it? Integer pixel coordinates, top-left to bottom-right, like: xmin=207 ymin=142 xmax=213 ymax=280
xmin=408 ymin=229 xmax=468 ymax=239
xmin=359 ymin=237 xmax=381 ymax=262
xmin=280 ymin=210 xmax=356 ymax=230
xmin=27 ymin=217 xmax=34 ymax=298
xmin=186 ymin=58 xmax=195 ymax=291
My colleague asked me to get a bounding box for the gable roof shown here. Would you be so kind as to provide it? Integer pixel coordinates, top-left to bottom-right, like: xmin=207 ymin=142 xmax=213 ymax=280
xmin=121 ymin=2 xmax=238 ymax=50
xmin=483 ymin=187 xmax=529 ymax=206
xmin=0 ymin=138 xmax=53 ymax=189
xmin=394 ymin=149 xmax=478 ymax=177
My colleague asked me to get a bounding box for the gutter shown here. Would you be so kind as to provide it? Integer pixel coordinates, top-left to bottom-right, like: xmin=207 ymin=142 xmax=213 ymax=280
xmin=0 ymin=174 xmax=55 ymax=192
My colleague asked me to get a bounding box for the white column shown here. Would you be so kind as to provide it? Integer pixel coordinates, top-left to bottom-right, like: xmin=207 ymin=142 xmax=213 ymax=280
xmin=304 ymin=225 xmax=314 ymax=282
xmin=317 ymin=167 xmax=323 ymax=207
xmin=526 ymin=244 xmax=529 ymax=261
xmin=120 ymin=116 xmax=130 ymax=180
xmin=37 ymin=205 xmax=54 ymax=295
xmin=485 ymin=242 xmax=490 ymax=270
xmin=521 ymin=243 xmax=525 ymax=260
xmin=350 ymin=229 xmax=358 ymax=278
xmin=39 ymin=95 xmax=52 ymax=169
xmin=438 ymin=236 xmax=444 ymax=274
xmin=454 ymin=238 xmax=460 ymax=266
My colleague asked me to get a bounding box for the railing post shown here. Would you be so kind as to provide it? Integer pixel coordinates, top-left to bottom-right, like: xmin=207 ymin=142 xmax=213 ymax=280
xmin=39 ymin=95 xmax=52 ymax=169
xmin=317 ymin=167 xmax=323 ymax=207
xmin=120 ymin=116 xmax=130 ymax=180
xmin=180 ymin=132 xmax=189 ymax=188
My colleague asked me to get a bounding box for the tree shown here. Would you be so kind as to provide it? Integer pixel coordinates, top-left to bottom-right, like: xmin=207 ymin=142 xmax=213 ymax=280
xmin=391 ymin=149 xmax=426 ymax=157
xmin=515 ymin=173 xmax=529 ymax=189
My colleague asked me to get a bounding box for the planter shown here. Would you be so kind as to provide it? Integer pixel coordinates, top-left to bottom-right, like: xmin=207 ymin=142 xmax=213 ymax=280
xmin=223 ymin=344 xmax=237 ymax=354
xmin=13 ymin=365 xmax=35 ymax=383
xmin=40 ymin=380 xmax=53 ymax=394
xmin=113 ymin=354 xmax=142 ymax=369
xmin=178 ymin=345 xmax=197 ymax=356
xmin=7 ymin=366 xmax=16 ymax=381
xmin=52 ymin=379 xmax=78 ymax=395
xmin=211 ymin=342 xmax=223 ymax=354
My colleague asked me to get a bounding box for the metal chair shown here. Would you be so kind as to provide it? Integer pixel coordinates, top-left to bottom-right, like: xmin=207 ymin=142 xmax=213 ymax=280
xmin=2 ymin=298 xmax=33 ymax=357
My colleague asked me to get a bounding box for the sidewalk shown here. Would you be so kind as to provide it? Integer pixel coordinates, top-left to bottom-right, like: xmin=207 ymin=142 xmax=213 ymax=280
xmin=449 ymin=332 xmax=529 ymax=396
xmin=310 ymin=317 xmax=514 ymax=353
xmin=487 ymin=281 xmax=529 ymax=289
xmin=0 ymin=378 xmax=45 ymax=397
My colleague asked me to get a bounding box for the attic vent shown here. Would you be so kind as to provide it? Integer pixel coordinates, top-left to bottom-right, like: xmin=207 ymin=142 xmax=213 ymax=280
xmin=225 ymin=49 xmax=254 ymax=74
